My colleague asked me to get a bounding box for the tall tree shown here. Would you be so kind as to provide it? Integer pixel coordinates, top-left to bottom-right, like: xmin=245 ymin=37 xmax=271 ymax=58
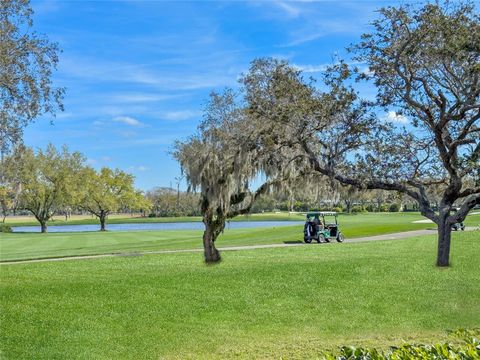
xmin=241 ymin=3 xmax=479 ymax=268
xmin=174 ymin=89 xmax=299 ymax=263
xmin=352 ymin=1 xmax=480 ymax=266
xmin=0 ymin=0 xmax=64 ymax=153
xmin=246 ymin=53 xmax=478 ymax=267
xmin=17 ymin=144 xmax=84 ymax=233
xmin=78 ymin=167 xmax=151 ymax=231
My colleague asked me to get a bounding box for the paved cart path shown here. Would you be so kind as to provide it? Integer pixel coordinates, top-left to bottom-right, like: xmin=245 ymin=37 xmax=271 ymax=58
xmin=2 ymin=227 xmax=477 ymax=265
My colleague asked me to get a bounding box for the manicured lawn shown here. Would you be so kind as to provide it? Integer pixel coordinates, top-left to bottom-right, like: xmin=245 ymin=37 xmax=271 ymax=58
xmin=1 ymin=231 xmax=479 ymax=359
xmin=2 ymin=212 xmax=479 ymax=262
xmin=8 ymin=210 xmax=478 ymax=227
xmin=5 ymin=212 xmax=307 ymax=227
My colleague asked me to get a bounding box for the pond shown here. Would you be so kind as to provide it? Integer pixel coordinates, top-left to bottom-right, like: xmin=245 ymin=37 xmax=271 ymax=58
xmin=12 ymin=221 xmax=304 ymax=233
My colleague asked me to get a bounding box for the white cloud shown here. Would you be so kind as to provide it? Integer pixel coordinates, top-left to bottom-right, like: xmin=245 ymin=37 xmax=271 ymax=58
xmin=274 ymin=1 xmax=302 ymax=17
xmin=161 ymin=110 xmax=201 ymax=121
xmin=59 ymin=55 xmax=238 ymax=91
xmin=113 ymin=116 xmax=144 ymax=127
xmin=128 ymin=165 xmax=148 ymax=172
xmin=294 ymin=63 xmax=328 ymax=73
xmin=109 ymin=93 xmax=182 ymax=103
xmin=384 ymin=111 xmax=409 ymax=124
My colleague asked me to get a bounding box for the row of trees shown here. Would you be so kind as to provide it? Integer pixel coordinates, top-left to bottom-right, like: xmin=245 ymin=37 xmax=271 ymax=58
xmin=0 ymin=144 xmax=150 ymax=232
xmin=144 ymin=183 xmax=414 ymax=217
xmin=175 ymin=1 xmax=480 ymax=266
xmin=145 ymin=187 xmax=201 ymax=217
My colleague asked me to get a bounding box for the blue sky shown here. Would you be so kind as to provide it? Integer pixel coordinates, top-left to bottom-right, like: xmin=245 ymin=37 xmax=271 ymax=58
xmin=26 ymin=0 xmax=406 ymax=190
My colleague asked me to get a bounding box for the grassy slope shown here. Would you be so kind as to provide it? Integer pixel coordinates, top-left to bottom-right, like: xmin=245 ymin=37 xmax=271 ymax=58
xmin=1 ymin=231 xmax=479 ymax=359
xmin=2 ymin=213 xmax=479 ymax=262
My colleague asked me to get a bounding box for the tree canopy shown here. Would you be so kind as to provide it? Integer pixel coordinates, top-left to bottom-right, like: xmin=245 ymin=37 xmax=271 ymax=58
xmin=16 ymin=144 xmax=83 ymax=233
xmin=79 ymin=167 xmax=151 ymax=231
xmin=0 ymin=0 xmax=64 ymax=153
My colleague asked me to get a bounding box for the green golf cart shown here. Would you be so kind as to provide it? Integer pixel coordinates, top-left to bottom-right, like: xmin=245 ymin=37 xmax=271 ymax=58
xmin=303 ymin=211 xmax=345 ymax=243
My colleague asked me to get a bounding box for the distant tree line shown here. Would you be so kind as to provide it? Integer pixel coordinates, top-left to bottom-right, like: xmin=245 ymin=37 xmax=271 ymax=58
xmin=145 ymin=187 xmax=201 ymax=217
xmin=144 ymin=183 xmax=431 ymax=217
xmin=0 ymin=144 xmax=151 ymax=232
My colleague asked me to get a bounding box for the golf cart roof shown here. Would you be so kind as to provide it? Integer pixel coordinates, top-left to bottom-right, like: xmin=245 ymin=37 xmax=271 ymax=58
xmin=306 ymin=211 xmax=337 ymax=217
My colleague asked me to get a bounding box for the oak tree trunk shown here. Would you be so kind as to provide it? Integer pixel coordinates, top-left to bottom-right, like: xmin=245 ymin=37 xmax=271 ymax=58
xmin=40 ymin=221 xmax=47 ymax=233
xmin=203 ymin=224 xmax=221 ymax=263
xmin=436 ymin=214 xmax=452 ymax=267
xmin=99 ymin=211 xmax=107 ymax=231
xmin=202 ymin=207 xmax=223 ymax=263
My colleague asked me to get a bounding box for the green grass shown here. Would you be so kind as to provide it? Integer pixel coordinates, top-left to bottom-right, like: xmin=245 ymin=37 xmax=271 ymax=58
xmin=4 ymin=210 xmax=467 ymax=227
xmin=2 ymin=212 xmax=479 ymax=262
xmin=5 ymin=212 xmax=307 ymax=227
xmin=1 ymin=231 xmax=479 ymax=359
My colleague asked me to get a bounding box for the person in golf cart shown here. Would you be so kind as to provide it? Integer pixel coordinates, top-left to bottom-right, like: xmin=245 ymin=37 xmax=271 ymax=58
xmin=305 ymin=216 xmax=315 ymax=238
xmin=305 ymin=214 xmax=323 ymax=238
xmin=304 ymin=211 xmax=344 ymax=243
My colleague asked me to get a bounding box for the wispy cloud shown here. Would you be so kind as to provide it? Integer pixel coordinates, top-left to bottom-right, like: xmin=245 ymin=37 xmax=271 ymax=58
xmin=294 ymin=63 xmax=328 ymax=73
xmin=128 ymin=165 xmax=149 ymax=172
xmin=161 ymin=110 xmax=201 ymax=121
xmin=59 ymin=51 xmax=240 ymax=91
xmin=113 ymin=116 xmax=144 ymax=127
xmin=273 ymin=1 xmax=302 ymax=17
xmin=108 ymin=93 xmax=184 ymax=103
xmin=285 ymin=19 xmax=366 ymax=47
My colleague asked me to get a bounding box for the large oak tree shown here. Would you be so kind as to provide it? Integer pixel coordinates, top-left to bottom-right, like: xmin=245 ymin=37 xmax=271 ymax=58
xmin=17 ymin=144 xmax=84 ymax=233
xmin=78 ymin=167 xmax=151 ymax=231
xmin=351 ymin=1 xmax=480 ymax=266
xmin=174 ymin=89 xmax=301 ymax=263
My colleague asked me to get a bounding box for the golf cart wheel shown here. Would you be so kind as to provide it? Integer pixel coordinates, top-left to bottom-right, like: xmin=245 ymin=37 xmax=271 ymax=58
xmin=461 ymin=226 xmax=465 ymax=231
xmin=304 ymin=237 xmax=312 ymax=244
xmin=336 ymin=233 xmax=345 ymax=243
xmin=317 ymin=234 xmax=326 ymax=243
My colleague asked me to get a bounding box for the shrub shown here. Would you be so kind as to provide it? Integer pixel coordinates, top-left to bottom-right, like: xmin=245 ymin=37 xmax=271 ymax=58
xmin=351 ymin=206 xmax=365 ymax=213
xmin=379 ymin=204 xmax=389 ymax=212
xmin=322 ymin=329 xmax=480 ymax=360
xmin=389 ymin=203 xmax=401 ymax=212
xmin=332 ymin=207 xmax=343 ymax=213
xmin=0 ymin=224 xmax=13 ymax=233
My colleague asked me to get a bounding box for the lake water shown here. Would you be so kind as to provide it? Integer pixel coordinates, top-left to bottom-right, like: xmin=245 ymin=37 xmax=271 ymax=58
xmin=12 ymin=221 xmax=304 ymax=233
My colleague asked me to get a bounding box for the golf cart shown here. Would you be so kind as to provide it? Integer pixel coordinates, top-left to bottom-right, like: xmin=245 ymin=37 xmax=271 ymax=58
xmin=303 ymin=211 xmax=344 ymax=243
xmin=451 ymin=207 xmax=465 ymax=231
xmin=451 ymin=222 xmax=465 ymax=231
